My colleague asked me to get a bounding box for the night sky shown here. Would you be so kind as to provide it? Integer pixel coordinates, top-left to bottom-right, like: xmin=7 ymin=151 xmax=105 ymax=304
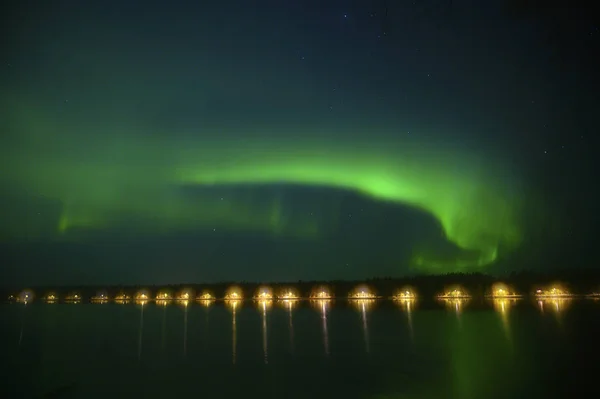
xmin=1 ymin=0 xmax=597 ymax=286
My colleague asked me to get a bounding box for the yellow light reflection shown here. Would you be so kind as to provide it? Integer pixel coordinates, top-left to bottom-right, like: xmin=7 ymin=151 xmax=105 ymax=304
xmin=280 ymin=298 xmax=297 ymax=309
xmin=282 ymin=299 xmax=295 ymax=353
xmin=258 ymin=299 xmax=271 ymax=364
xmin=178 ymin=299 xmax=189 ymax=308
xmin=198 ymin=299 xmax=212 ymax=308
xmin=492 ymin=298 xmax=517 ymax=339
xmin=352 ymin=299 xmax=373 ymax=354
xmin=311 ymin=299 xmax=331 ymax=356
xmin=441 ymin=298 xmax=468 ymax=314
xmin=156 ymin=299 xmax=169 ymax=307
xmin=229 ymin=299 xmax=239 ymax=364
xmin=395 ymin=297 xmax=415 ymax=339
xmin=137 ymin=298 xmax=145 ymax=360
xmin=539 ymin=298 xmax=572 ymax=314
xmin=182 ymin=299 xmax=188 ymax=357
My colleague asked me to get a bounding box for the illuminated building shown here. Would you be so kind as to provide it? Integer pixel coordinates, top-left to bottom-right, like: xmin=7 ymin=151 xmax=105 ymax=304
xmin=17 ymin=290 xmax=33 ymax=304
xmin=197 ymin=292 xmax=214 ymax=300
xmin=176 ymin=291 xmax=192 ymax=301
xmin=135 ymin=291 xmax=149 ymax=305
xmin=392 ymin=289 xmax=416 ymax=300
xmin=350 ymin=286 xmax=376 ymax=299
xmin=311 ymin=287 xmax=332 ymax=299
xmin=91 ymin=292 xmax=109 ymax=303
xmin=254 ymin=287 xmax=273 ymax=300
xmin=437 ymin=288 xmax=470 ymax=299
xmin=535 ymin=286 xmax=571 ymax=298
xmin=65 ymin=293 xmax=81 ymax=302
xmin=136 ymin=291 xmax=150 ymax=301
xmin=488 ymin=283 xmax=521 ymax=298
xmin=155 ymin=291 xmax=172 ymax=301
xmin=225 ymin=287 xmax=243 ymax=300
xmin=45 ymin=293 xmax=58 ymax=303
xmin=278 ymin=290 xmax=299 ymax=300
xmin=114 ymin=293 xmax=131 ymax=303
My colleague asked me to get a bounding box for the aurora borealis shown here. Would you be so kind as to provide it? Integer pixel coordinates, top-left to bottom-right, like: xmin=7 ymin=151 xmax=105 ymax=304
xmin=1 ymin=0 xmax=596 ymax=285
xmin=3 ymin=125 xmax=522 ymax=268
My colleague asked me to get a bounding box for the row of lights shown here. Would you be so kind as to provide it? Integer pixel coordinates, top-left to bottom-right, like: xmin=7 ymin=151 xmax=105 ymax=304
xmin=10 ymin=284 xmax=599 ymax=304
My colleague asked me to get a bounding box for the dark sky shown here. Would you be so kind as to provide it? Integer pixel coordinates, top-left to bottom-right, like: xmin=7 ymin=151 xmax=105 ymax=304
xmin=1 ymin=0 xmax=597 ymax=286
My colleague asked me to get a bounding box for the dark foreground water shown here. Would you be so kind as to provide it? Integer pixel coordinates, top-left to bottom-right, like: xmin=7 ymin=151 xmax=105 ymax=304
xmin=2 ymin=298 xmax=600 ymax=399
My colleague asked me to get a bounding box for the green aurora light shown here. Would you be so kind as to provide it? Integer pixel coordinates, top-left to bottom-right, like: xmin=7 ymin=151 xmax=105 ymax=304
xmin=0 ymin=104 xmax=523 ymax=271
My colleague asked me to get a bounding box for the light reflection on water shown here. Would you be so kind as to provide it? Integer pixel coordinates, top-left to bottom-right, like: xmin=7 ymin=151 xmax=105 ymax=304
xmin=351 ymin=299 xmax=374 ymax=354
xmin=136 ymin=300 xmax=147 ymax=360
xmin=281 ymin=299 xmax=296 ymax=353
xmin=311 ymin=299 xmax=330 ymax=356
xmin=492 ymin=298 xmax=518 ymax=340
xmin=258 ymin=299 xmax=272 ymax=364
xmin=440 ymin=298 xmax=469 ymax=329
xmin=2 ymin=299 xmax=599 ymax=399
xmin=394 ymin=298 xmax=415 ymax=341
xmin=226 ymin=299 xmax=240 ymax=364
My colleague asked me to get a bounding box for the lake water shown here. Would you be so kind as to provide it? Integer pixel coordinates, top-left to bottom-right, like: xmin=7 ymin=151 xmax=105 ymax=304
xmin=2 ymin=298 xmax=599 ymax=399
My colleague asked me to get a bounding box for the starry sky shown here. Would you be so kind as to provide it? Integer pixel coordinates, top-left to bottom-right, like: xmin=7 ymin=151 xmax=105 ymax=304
xmin=1 ymin=0 xmax=597 ymax=286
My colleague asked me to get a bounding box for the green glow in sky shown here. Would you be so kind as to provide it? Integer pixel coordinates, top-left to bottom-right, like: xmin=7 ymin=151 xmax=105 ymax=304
xmin=0 ymin=103 xmax=522 ymax=271
xmin=173 ymin=137 xmax=522 ymax=268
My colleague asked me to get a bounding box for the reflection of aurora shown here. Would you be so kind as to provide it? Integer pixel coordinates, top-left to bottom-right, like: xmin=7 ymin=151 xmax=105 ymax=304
xmin=1 ymin=130 xmax=523 ymax=270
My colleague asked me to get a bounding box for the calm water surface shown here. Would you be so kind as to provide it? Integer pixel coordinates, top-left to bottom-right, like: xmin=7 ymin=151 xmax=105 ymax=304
xmin=2 ymin=299 xmax=600 ymax=398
